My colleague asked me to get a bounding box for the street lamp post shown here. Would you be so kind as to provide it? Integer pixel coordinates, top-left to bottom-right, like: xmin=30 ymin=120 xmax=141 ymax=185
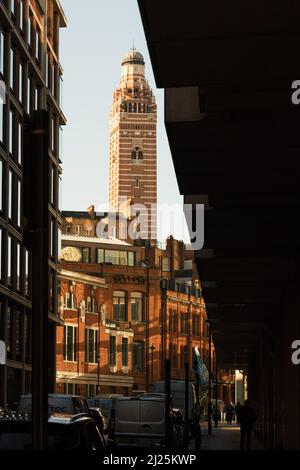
xmin=150 ymin=344 xmax=155 ymax=390
xmin=206 ymin=320 xmax=212 ymax=435
xmin=144 ymin=260 xmax=151 ymax=393
xmin=96 ymin=355 xmax=100 ymax=395
xmin=215 ymin=357 xmax=218 ymax=428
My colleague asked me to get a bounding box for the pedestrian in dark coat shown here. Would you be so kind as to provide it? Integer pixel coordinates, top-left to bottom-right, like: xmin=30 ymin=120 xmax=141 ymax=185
xmin=235 ymin=401 xmax=241 ymax=423
xmin=225 ymin=403 xmax=234 ymax=424
xmin=239 ymin=400 xmax=257 ymax=450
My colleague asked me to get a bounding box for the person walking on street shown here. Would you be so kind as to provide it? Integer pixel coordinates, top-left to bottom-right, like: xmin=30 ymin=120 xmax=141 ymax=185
xmin=235 ymin=401 xmax=241 ymax=424
xmin=221 ymin=402 xmax=226 ymax=422
xmin=225 ymin=403 xmax=234 ymax=424
xmin=239 ymin=400 xmax=257 ymax=450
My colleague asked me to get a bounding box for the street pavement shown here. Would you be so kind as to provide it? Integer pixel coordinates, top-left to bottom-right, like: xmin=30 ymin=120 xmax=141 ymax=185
xmin=190 ymin=423 xmax=266 ymax=451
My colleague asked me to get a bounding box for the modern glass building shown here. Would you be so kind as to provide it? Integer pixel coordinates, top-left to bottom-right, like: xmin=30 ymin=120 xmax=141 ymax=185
xmin=0 ymin=0 xmax=67 ymax=408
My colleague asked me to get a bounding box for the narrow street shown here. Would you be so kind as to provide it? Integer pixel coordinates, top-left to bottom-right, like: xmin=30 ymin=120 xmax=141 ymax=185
xmin=193 ymin=424 xmax=265 ymax=451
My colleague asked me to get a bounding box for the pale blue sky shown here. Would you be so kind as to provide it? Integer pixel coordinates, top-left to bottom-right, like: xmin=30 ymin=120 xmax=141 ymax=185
xmin=60 ymin=0 xmax=188 ymax=242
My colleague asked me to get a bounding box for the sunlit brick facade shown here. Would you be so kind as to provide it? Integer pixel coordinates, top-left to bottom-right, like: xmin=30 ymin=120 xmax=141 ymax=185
xmin=57 ymin=210 xmax=216 ymax=396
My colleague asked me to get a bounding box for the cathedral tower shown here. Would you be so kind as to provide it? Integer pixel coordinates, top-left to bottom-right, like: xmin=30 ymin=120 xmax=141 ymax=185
xmin=109 ymin=48 xmax=157 ymax=241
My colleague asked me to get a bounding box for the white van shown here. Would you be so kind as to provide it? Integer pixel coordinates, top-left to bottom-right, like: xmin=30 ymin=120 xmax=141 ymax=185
xmin=87 ymin=395 xmax=123 ymax=420
xmin=113 ymin=394 xmax=169 ymax=448
xmin=153 ymin=380 xmax=196 ymax=423
xmin=17 ymin=394 xmax=90 ymax=415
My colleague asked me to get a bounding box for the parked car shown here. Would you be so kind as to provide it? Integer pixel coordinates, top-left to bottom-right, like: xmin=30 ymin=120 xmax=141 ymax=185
xmin=0 ymin=413 xmax=107 ymax=451
xmin=89 ymin=407 xmax=109 ymax=434
xmin=110 ymin=393 xmax=183 ymax=449
xmin=17 ymin=394 xmax=90 ymax=416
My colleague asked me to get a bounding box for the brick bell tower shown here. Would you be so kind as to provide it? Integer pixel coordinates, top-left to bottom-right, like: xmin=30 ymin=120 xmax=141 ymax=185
xmin=109 ymin=48 xmax=157 ymax=241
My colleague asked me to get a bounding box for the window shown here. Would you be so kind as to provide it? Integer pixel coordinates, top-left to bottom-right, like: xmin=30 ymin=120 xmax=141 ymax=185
xmin=105 ymin=250 xmax=126 ymax=266
xmin=27 ymin=76 xmax=31 ymax=114
xmin=17 ymin=179 xmax=21 ymax=227
xmin=20 ymin=1 xmax=24 ymax=31
xmin=85 ymin=328 xmax=98 ymax=364
xmin=109 ymin=336 xmax=116 ymax=367
xmin=97 ymin=249 xmax=104 ymax=263
xmin=52 ymin=62 xmax=56 ymax=96
xmin=25 ymin=249 xmax=29 ymax=296
xmin=169 ymin=343 xmax=177 ymax=368
xmin=63 ymin=325 xmax=77 ymax=361
xmin=50 ymin=165 xmax=55 ymax=204
xmin=0 ymin=31 xmax=4 ymax=76
xmin=86 ymin=384 xmax=96 ymax=398
xmin=0 ymin=159 xmax=3 ymax=211
xmin=86 ymin=296 xmax=97 ymax=313
xmin=81 ymin=247 xmax=90 ymax=263
xmin=8 ymin=170 xmax=13 ymax=219
xmin=113 ymin=291 xmax=126 ymax=322
xmin=131 ymin=292 xmax=143 ymax=322
xmin=65 ymin=225 xmax=71 ymax=235
xmin=64 ymin=291 xmax=77 ymax=310
xmin=35 ymin=29 xmax=40 ymax=62
xmin=51 ymin=116 xmax=55 ymax=152
xmin=197 ymin=315 xmax=201 ymax=336
xmin=97 ymin=249 xmax=135 ymax=266
xmin=75 ymin=225 xmax=82 ymax=236
xmin=24 ymin=312 xmax=30 ymax=361
xmin=181 ymin=313 xmax=187 ymax=334
xmin=28 ymin=15 xmax=32 ymax=46
xmin=10 ymin=48 xmax=14 ymax=90
xmin=133 ymin=342 xmax=144 ymax=373
xmin=162 ymin=257 xmax=170 ymax=272
xmin=131 ymin=146 xmax=143 ymax=162
xmin=19 ymin=62 xmax=23 ymax=102
xmin=7 ymin=306 xmax=12 ymax=355
xmin=169 ymin=309 xmax=177 ymax=332
xmin=128 ymin=252 xmax=134 ymax=266
xmin=135 ymin=178 xmax=140 ymax=189
xmin=50 ymin=218 xmax=54 ymax=258
xmin=34 ymin=86 xmax=39 ymax=110
xmin=11 ymin=0 xmax=16 ymax=16
xmin=0 ymin=227 xmax=2 ymax=280
xmin=122 ymin=338 xmax=128 ymax=367
xmin=18 ymin=122 xmax=22 ymax=164
xmin=9 ymin=109 xmax=13 ymax=154
xmin=0 ymin=101 xmax=3 ymax=143
xmin=7 ymin=235 xmax=12 ymax=285
xmin=16 ymin=243 xmax=21 ymax=290
xmin=180 ymin=346 xmax=188 ymax=369
xmin=59 ymin=75 xmax=63 ymax=108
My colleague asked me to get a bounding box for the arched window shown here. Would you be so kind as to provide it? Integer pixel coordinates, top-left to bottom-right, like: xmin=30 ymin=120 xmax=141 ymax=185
xmin=128 ymin=103 xmax=132 ymax=113
xmin=138 ymin=103 xmax=142 ymax=113
xmin=113 ymin=291 xmax=126 ymax=322
xmin=123 ymin=103 xmax=127 ymax=112
xmin=143 ymin=103 xmax=146 ymax=113
xmin=131 ymin=146 xmax=143 ymax=162
xmin=86 ymin=296 xmax=98 ymax=313
xmin=133 ymin=103 xmax=137 ymax=113
xmin=131 ymin=292 xmax=143 ymax=322
xmin=64 ymin=292 xmax=77 ymax=310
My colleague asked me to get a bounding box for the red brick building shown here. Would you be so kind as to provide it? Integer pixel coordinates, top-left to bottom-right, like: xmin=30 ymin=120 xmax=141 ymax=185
xmin=55 ymin=209 xmax=218 ymax=397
